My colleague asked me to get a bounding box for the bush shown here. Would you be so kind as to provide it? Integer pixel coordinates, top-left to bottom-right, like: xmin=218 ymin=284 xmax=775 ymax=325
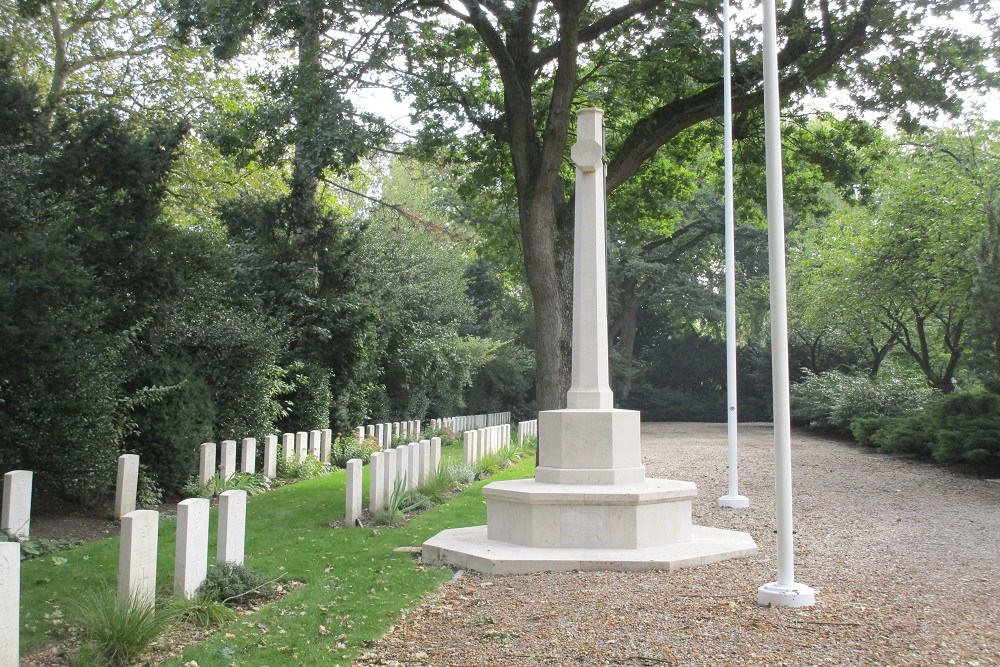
xmin=181 ymin=473 xmax=269 ymax=498
xmin=275 ymin=456 xmax=330 ymax=482
xmin=72 ymin=589 xmax=173 ymax=666
xmin=169 ymin=594 xmax=237 ymax=629
xmin=197 ymin=562 xmax=276 ymax=605
xmin=851 ymin=389 xmax=1000 ymax=469
xmin=330 ymin=435 xmax=381 ymax=467
xmin=791 ymin=368 xmax=936 ymax=435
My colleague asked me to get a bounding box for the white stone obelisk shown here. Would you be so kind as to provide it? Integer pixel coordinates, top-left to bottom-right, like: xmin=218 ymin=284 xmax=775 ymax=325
xmin=757 ymin=0 xmax=815 ymax=608
xmin=718 ymin=0 xmax=749 ymax=510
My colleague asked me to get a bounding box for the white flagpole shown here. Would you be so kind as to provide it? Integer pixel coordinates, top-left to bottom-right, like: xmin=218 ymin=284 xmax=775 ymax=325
xmin=717 ymin=0 xmax=749 ymax=511
xmin=757 ymin=0 xmax=815 ymax=607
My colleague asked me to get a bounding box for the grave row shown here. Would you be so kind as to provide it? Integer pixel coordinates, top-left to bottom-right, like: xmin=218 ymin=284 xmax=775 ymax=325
xmin=462 ymin=425 xmax=511 ymax=465
xmin=344 ymin=436 xmax=444 ymax=523
xmin=517 ymin=419 xmax=538 ymax=446
xmin=1 ymin=490 xmax=249 ymax=664
xmin=357 ymin=412 xmax=511 ymax=450
xmin=198 ymin=429 xmax=336 ymax=486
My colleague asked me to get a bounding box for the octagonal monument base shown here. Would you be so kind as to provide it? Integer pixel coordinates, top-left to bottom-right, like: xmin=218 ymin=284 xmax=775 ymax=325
xmin=423 ymin=524 xmax=757 ymax=575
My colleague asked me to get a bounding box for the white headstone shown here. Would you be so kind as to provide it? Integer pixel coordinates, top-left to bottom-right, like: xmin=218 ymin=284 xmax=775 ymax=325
xmin=118 ymin=509 xmax=158 ymax=608
xmin=430 ymin=437 xmax=442 ymax=474
xmin=366 ymin=425 xmax=375 ymax=439
xmin=217 ymin=490 xmax=247 ymax=565
xmin=463 ymin=431 xmax=475 ymax=465
xmin=199 ymin=442 xmax=216 ymax=486
xmin=398 ymin=445 xmax=411 ymax=491
xmin=369 ymin=452 xmax=385 ymax=512
xmin=419 ymin=440 xmax=431 ymax=483
xmin=282 ymin=433 xmax=294 ymax=461
xmin=219 ymin=440 xmax=237 ymax=481
xmin=174 ymin=498 xmax=209 ymax=598
xmin=408 ymin=444 xmax=420 ymax=489
xmin=345 ymin=459 xmax=362 ymax=525
xmin=375 ymin=424 xmax=385 ymax=450
xmin=295 ymin=432 xmax=308 ymax=462
xmin=1 ymin=471 xmax=32 ymax=539
xmin=241 ymin=437 xmax=256 ymax=474
xmin=114 ymin=454 xmax=140 ymax=520
xmin=355 ymin=426 xmax=364 ymax=442
xmin=383 ymin=448 xmax=398 ymax=505
xmin=309 ymin=430 xmax=321 ymax=460
xmin=263 ymin=435 xmax=278 ymax=479
xmin=0 ymin=542 xmax=19 ymax=664
xmin=321 ymin=429 xmax=333 ymax=463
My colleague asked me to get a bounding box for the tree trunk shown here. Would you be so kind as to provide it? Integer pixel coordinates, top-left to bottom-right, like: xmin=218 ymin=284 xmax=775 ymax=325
xmin=292 ymin=0 xmax=324 ymax=238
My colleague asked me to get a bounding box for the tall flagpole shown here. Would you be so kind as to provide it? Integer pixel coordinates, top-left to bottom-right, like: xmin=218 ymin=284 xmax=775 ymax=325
xmin=757 ymin=0 xmax=815 ymax=607
xmin=717 ymin=0 xmax=749 ymax=511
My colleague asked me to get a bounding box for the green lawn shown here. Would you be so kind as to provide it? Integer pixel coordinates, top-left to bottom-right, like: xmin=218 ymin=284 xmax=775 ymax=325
xmin=20 ymin=442 xmax=534 ymax=665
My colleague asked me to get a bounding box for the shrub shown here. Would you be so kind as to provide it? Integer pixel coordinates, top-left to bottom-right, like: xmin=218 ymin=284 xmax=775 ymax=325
xmin=169 ymin=594 xmax=237 ymax=629
xmin=275 ymin=456 xmax=330 ymax=482
xmin=791 ymin=368 xmax=936 ymax=435
xmin=181 ymin=473 xmax=269 ymax=499
xmin=330 ymin=434 xmax=381 ymax=467
xmin=851 ymin=389 xmax=1000 ymax=469
xmin=197 ymin=562 xmax=276 ymax=606
xmin=72 ymin=589 xmax=173 ymax=667
xmin=0 ymin=530 xmax=83 ymax=560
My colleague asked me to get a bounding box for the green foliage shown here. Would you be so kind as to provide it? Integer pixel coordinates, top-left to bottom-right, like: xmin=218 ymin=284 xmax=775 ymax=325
xmin=72 ymin=589 xmax=173 ymax=667
xmin=472 ymin=444 xmax=524 ymax=481
xmin=168 ymin=594 xmax=237 ymax=629
xmin=136 ymin=464 xmax=164 ymax=509
xmin=197 ymin=562 xmax=276 ymax=606
xmin=330 ymin=435 xmax=381 ymax=467
xmin=857 ymin=390 xmax=1000 ymax=469
xmin=275 ymin=456 xmax=330 ymax=483
xmin=0 ymin=531 xmax=84 ymax=560
xmin=181 ymin=473 xmax=269 ymax=499
xmin=791 ymin=369 xmax=937 ymax=435
xmin=417 ymin=462 xmax=475 ymax=504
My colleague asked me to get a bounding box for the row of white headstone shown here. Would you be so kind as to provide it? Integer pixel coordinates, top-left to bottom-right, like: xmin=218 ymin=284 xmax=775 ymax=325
xmin=517 ymin=419 xmax=538 ymax=446
xmin=344 ymin=437 xmax=444 ymax=523
xmin=462 ymin=425 xmax=512 ymax=465
xmin=356 ymin=412 xmax=512 ymax=451
xmin=0 ymin=491 xmax=249 ymax=664
xmin=198 ymin=429 xmax=336 ymax=486
xmin=121 ymin=489 xmax=251 ymax=608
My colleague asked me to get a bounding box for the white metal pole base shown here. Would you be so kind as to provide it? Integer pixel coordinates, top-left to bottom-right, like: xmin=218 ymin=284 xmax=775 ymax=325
xmin=757 ymin=581 xmax=816 ymax=607
xmin=717 ymin=494 xmax=749 ymax=509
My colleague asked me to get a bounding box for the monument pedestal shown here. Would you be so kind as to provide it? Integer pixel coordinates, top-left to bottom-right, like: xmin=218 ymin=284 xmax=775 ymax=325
xmin=423 ymin=408 xmax=756 ymax=573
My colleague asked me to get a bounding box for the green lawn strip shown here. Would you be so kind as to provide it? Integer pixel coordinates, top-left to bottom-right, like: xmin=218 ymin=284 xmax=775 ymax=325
xmin=162 ymin=456 xmax=533 ymax=666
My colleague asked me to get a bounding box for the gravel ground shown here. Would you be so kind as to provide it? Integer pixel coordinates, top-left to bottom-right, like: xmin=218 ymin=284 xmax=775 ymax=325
xmin=356 ymin=422 xmax=1000 ymax=667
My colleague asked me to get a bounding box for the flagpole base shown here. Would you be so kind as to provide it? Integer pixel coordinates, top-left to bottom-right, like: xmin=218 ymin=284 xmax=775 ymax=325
xmin=757 ymin=581 xmax=816 ymax=607
xmin=717 ymin=494 xmax=749 ymax=509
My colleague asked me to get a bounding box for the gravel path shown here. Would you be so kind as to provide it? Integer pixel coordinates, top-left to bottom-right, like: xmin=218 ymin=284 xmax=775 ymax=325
xmin=356 ymin=422 xmax=1000 ymax=667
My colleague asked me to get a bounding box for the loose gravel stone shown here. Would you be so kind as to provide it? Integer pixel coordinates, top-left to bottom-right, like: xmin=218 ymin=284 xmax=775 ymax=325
xmin=356 ymin=422 xmax=1000 ymax=667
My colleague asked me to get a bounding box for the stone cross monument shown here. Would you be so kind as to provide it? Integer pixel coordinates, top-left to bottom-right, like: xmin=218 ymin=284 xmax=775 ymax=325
xmin=423 ymin=108 xmax=756 ymax=572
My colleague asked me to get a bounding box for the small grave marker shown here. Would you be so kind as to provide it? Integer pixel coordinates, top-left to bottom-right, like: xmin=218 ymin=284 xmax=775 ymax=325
xmin=199 ymin=442 xmax=216 ymax=486
xmin=114 ymin=454 xmax=140 ymax=519
xmin=219 ymin=440 xmax=237 ymax=481
xmin=0 ymin=542 xmax=20 ymax=664
xmin=218 ymin=490 xmax=247 ymax=565
xmin=345 ymin=459 xmax=362 ymax=524
xmin=1 ymin=471 xmax=32 ymax=539
xmin=241 ymin=437 xmax=257 ymax=474
xmin=263 ymin=435 xmax=278 ymax=479
xmin=174 ymin=498 xmax=209 ymax=598
xmin=118 ymin=509 xmax=158 ymax=608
